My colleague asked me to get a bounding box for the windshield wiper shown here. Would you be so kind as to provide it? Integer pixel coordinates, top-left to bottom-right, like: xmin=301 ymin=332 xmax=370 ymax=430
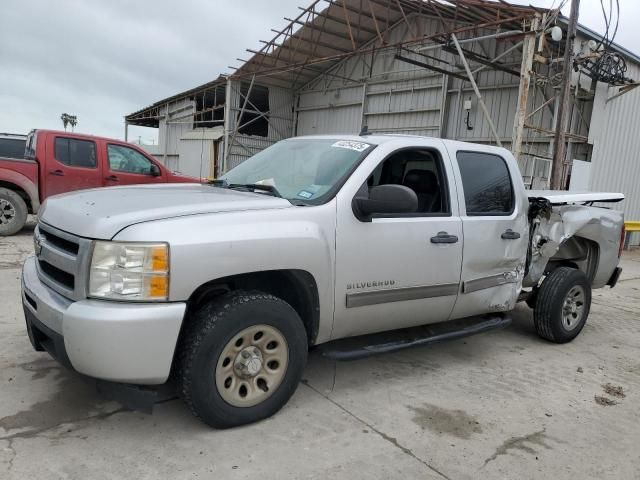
xmin=233 ymin=184 xmax=281 ymax=197
xmin=210 ymin=179 xmax=284 ymax=198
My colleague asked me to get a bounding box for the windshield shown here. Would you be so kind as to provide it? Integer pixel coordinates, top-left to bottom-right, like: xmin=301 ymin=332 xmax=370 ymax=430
xmin=220 ymin=138 xmax=375 ymax=203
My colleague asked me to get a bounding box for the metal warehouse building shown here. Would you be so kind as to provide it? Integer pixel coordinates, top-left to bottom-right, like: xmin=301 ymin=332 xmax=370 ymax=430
xmin=125 ymin=0 xmax=640 ymax=241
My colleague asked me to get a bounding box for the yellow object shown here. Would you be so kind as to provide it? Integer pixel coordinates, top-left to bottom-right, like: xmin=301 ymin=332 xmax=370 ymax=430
xmin=625 ymin=221 xmax=640 ymax=232
xmin=150 ymin=245 xmax=169 ymax=272
xmin=147 ymin=275 xmax=169 ymax=299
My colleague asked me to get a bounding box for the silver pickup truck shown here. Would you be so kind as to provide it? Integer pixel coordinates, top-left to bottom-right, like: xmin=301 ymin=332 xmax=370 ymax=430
xmin=21 ymin=135 xmax=625 ymax=428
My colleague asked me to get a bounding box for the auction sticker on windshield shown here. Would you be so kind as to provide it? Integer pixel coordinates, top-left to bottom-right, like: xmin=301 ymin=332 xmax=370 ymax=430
xmin=331 ymin=140 xmax=371 ymax=152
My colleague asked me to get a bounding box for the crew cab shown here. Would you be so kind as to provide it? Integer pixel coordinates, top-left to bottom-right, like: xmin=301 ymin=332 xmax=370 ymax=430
xmin=21 ymin=135 xmax=625 ymax=428
xmin=0 ymin=129 xmax=198 ymax=235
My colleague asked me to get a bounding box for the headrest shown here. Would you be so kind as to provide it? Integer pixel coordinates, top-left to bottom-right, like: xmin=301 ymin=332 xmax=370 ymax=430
xmin=403 ymin=169 xmax=438 ymax=193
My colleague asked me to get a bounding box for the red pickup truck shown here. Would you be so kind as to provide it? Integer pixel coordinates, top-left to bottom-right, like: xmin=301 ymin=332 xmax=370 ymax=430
xmin=0 ymin=129 xmax=199 ymax=235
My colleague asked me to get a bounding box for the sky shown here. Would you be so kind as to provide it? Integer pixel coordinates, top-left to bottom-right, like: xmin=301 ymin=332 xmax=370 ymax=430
xmin=1 ymin=0 xmax=638 ymax=144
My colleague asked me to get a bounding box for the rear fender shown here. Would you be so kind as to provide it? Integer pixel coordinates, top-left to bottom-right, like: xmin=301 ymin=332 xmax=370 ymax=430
xmin=524 ymin=204 xmax=623 ymax=288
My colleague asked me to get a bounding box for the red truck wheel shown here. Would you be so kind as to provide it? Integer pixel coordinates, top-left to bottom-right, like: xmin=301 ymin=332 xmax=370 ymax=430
xmin=0 ymin=188 xmax=28 ymax=236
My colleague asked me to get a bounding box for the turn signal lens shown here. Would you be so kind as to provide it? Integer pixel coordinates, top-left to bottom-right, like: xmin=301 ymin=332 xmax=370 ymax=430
xmin=147 ymin=275 xmax=169 ymax=299
xmin=151 ymin=246 xmax=169 ymax=272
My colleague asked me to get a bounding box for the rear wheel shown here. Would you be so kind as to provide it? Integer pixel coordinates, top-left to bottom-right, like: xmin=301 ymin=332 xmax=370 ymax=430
xmin=534 ymin=267 xmax=591 ymax=343
xmin=177 ymin=290 xmax=308 ymax=428
xmin=0 ymin=188 xmax=27 ymax=236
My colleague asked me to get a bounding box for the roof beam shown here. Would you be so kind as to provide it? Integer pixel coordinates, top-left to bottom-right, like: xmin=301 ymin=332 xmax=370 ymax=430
xmin=233 ymin=12 xmax=531 ymax=80
xmin=270 ymin=28 xmax=352 ymax=53
xmin=284 ymin=17 xmax=367 ymax=43
xmin=300 ymin=6 xmax=378 ymax=35
xmin=394 ymin=53 xmax=469 ymax=81
xmin=331 ymin=0 xmax=395 ymax=30
xmin=259 ymin=39 xmax=342 ymax=62
xmin=442 ymin=45 xmax=521 ymax=77
xmin=245 ymin=49 xmax=361 ymax=86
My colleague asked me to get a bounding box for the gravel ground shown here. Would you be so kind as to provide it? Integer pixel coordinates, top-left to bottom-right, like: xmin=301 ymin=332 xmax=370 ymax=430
xmin=1 ymin=219 xmax=639 ymax=479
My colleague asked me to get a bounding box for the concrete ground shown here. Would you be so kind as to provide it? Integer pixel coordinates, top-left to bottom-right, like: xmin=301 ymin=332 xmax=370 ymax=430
xmin=1 ymin=220 xmax=639 ymax=480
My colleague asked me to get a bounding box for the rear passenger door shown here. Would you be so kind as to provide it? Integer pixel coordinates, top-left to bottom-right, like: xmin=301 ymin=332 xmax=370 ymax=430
xmin=44 ymin=136 xmax=102 ymax=197
xmin=446 ymin=147 xmax=529 ymax=319
xmin=104 ymin=144 xmax=165 ymax=187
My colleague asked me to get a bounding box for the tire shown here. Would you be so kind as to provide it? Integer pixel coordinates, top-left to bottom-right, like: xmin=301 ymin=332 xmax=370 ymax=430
xmin=0 ymin=188 xmax=28 ymax=236
xmin=534 ymin=267 xmax=592 ymax=343
xmin=177 ymin=290 xmax=308 ymax=428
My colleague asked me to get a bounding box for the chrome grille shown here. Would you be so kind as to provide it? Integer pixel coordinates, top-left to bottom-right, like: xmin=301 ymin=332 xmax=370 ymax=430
xmin=35 ymin=222 xmax=93 ymax=301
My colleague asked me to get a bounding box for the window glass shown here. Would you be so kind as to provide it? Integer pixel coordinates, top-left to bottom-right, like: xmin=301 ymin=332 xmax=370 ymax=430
xmin=365 ymin=149 xmax=448 ymax=215
xmin=108 ymin=144 xmax=154 ymax=174
xmin=0 ymin=138 xmax=26 ymax=159
xmin=25 ymin=132 xmax=37 ymax=159
xmin=456 ymin=151 xmax=513 ymax=215
xmin=221 ymin=138 xmax=373 ymax=203
xmin=54 ymin=137 xmax=97 ymax=168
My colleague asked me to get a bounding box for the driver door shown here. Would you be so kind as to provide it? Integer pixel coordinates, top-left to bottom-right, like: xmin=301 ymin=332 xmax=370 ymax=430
xmin=104 ymin=143 xmax=165 ymax=186
xmin=332 ymin=141 xmax=463 ymax=340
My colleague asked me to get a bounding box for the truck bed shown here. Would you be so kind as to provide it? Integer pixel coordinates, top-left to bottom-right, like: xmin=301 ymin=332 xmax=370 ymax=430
xmin=527 ymin=190 xmax=624 ymax=205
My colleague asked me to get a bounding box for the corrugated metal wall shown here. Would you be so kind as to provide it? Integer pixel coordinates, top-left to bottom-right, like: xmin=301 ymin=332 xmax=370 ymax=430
xmin=589 ymin=61 xmax=640 ymax=244
xmin=225 ymin=80 xmax=295 ymax=170
xmin=293 ymin=14 xmax=587 ymax=189
xmin=158 ymin=99 xmax=196 ymax=157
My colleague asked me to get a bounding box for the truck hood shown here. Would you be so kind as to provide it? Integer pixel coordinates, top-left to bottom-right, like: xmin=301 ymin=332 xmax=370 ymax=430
xmin=39 ymin=183 xmax=293 ymax=239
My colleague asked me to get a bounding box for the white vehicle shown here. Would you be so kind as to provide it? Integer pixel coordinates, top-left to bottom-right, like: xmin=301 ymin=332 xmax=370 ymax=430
xmin=21 ymin=135 xmax=625 ymax=428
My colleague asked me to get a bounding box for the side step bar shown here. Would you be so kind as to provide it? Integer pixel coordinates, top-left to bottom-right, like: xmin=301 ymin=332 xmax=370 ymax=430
xmin=318 ymin=314 xmax=511 ymax=361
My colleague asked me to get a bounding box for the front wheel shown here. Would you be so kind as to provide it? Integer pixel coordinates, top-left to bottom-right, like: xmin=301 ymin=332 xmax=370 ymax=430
xmin=177 ymin=291 xmax=308 ymax=428
xmin=534 ymin=267 xmax=592 ymax=343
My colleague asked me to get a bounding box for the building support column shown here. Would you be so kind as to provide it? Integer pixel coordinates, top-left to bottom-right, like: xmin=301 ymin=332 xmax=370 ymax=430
xmin=512 ymin=16 xmax=539 ymax=164
xmin=226 ymin=75 xmax=255 ymax=172
xmin=438 ymin=73 xmax=449 ymax=138
xmin=222 ymin=77 xmax=233 ymax=174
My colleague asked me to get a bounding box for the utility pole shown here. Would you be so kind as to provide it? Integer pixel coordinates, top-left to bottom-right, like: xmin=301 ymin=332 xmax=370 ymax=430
xmin=512 ymin=16 xmax=540 ymax=165
xmin=550 ymin=0 xmax=580 ymax=190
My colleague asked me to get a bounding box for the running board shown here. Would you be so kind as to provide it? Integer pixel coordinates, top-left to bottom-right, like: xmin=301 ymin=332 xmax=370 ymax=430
xmin=318 ymin=314 xmax=511 ymax=361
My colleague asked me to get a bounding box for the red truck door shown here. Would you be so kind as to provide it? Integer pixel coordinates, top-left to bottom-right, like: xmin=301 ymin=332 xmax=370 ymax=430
xmin=45 ymin=135 xmax=103 ymax=197
xmin=104 ymin=143 xmax=165 ymax=187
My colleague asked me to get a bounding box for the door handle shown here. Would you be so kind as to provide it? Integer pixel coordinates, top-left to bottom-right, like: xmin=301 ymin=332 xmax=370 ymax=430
xmin=501 ymin=229 xmax=521 ymax=240
xmin=105 ymin=175 xmax=119 ymax=182
xmin=49 ymin=169 xmax=64 ymax=176
xmin=430 ymin=231 xmax=459 ymax=244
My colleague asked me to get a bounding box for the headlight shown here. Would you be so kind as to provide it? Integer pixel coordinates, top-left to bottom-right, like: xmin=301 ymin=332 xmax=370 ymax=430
xmin=89 ymin=241 xmax=169 ymax=301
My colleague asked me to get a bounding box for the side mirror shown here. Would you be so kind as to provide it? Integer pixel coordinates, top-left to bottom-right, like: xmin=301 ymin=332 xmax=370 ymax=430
xmin=150 ymin=164 xmax=161 ymax=177
xmin=353 ymin=184 xmax=418 ymax=221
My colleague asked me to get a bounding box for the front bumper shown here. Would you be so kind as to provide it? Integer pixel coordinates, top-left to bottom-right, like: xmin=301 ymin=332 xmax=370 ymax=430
xmin=21 ymin=256 xmax=186 ymax=384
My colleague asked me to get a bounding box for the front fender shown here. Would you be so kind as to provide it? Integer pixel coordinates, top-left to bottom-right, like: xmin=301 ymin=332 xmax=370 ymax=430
xmin=113 ymin=203 xmax=337 ymax=342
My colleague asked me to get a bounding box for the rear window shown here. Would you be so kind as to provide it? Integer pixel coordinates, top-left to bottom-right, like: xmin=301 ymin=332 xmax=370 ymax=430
xmin=54 ymin=137 xmax=97 ymax=168
xmin=0 ymin=138 xmax=26 ymax=159
xmin=25 ymin=132 xmax=37 ymax=159
xmin=456 ymin=151 xmax=514 ymax=215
